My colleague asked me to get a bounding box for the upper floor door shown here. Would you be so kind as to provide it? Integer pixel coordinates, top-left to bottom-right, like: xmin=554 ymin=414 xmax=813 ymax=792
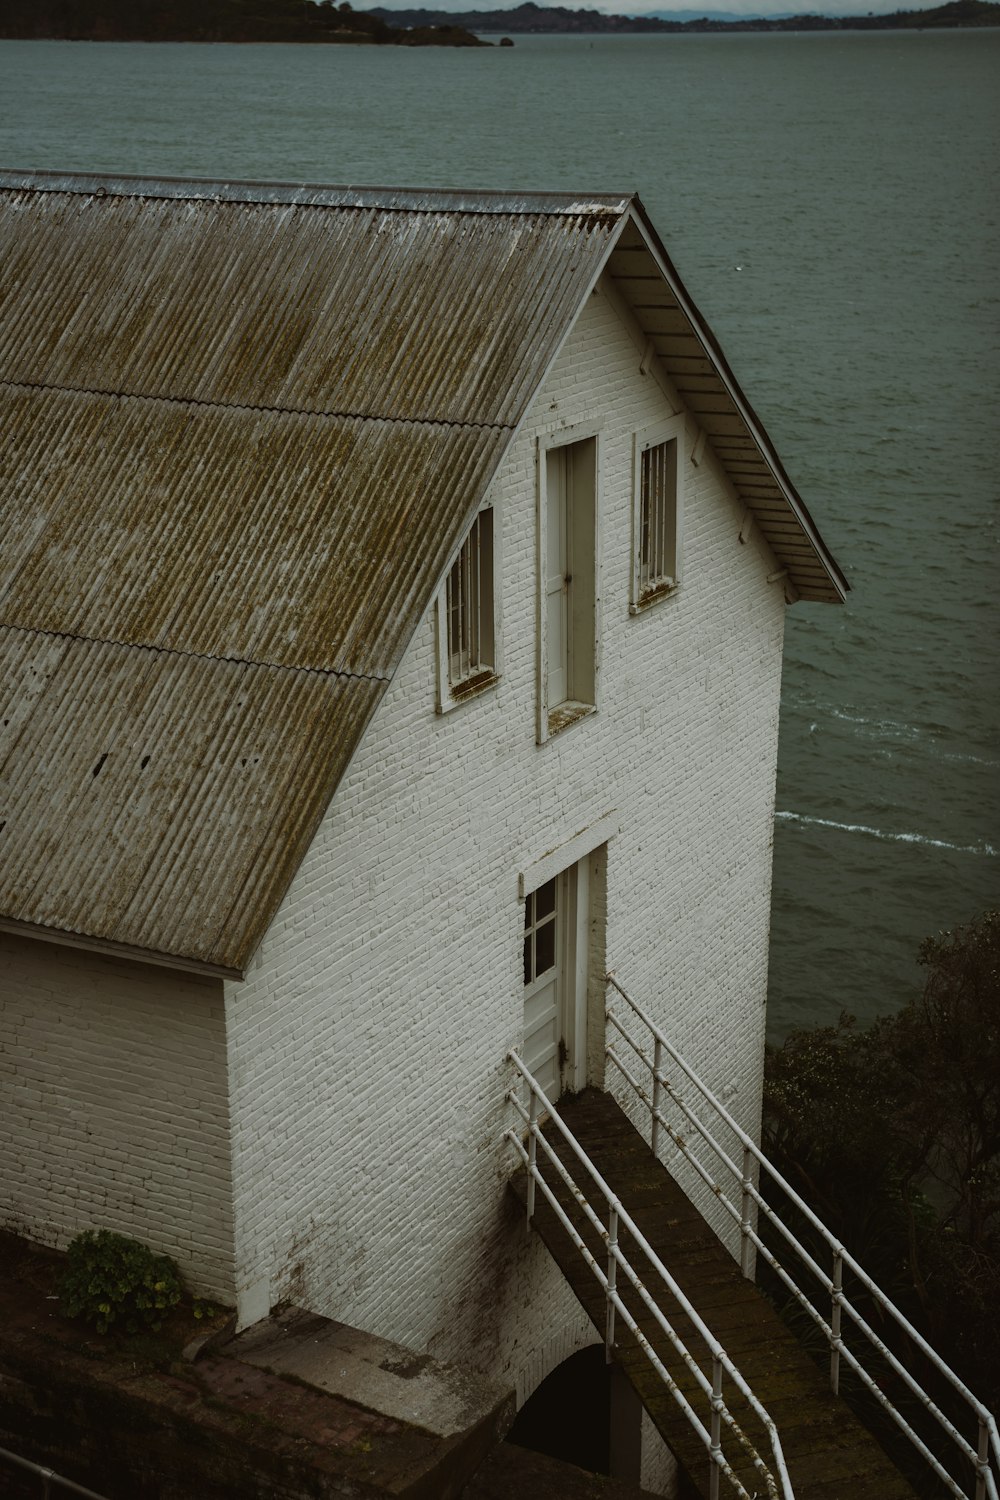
xmin=542 ymin=434 xmax=597 ymax=737
xmin=545 ymin=446 xmax=570 ymax=711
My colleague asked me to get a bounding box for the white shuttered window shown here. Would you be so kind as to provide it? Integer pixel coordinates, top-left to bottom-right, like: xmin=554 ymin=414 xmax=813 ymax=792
xmin=440 ymin=507 xmax=496 ymax=704
xmin=640 ymin=439 xmax=678 ymax=594
xmin=631 ymin=417 xmax=684 ymax=612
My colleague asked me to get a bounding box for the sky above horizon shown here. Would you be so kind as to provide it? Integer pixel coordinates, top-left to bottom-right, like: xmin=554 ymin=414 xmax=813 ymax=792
xmin=373 ymin=0 xmax=953 ymax=16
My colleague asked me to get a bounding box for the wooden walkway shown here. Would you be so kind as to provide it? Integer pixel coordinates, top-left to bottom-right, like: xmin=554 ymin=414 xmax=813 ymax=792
xmin=510 ymin=1088 xmax=920 ymax=1500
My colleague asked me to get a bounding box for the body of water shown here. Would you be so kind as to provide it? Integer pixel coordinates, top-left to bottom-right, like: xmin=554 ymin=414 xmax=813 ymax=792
xmin=1 ymin=31 xmax=997 ymax=1036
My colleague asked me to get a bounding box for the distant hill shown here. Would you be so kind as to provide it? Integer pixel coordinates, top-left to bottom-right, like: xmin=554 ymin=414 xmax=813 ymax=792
xmin=370 ymin=0 xmax=1000 ymax=30
xmin=0 ymin=0 xmax=490 ymax=45
xmin=641 ymin=9 xmax=774 ymax=17
xmin=5 ymin=0 xmax=996 ymax=42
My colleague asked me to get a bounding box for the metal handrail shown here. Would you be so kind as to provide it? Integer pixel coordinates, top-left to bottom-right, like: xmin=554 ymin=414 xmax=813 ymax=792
xmin=605 ymin=971 xmax=1000 ymax=1500
xmin=506 ymin=1048 xmax=794 ymax=1500
xmin=0 ymin=1444 xmax=109 ymax=1499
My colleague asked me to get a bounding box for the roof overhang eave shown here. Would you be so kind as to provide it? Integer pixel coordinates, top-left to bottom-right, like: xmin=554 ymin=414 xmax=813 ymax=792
xmin=618 ymin=200 xmax=849 ymax=604
xmin=0 ymin=914 xmax=246 ymax=983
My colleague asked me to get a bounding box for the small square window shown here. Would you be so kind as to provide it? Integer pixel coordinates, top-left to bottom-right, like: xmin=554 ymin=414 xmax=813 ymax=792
xmin=631 ymin=418 xmax=684 ymax=613
xmin=436 ymin=506 xmax=498 ymax=711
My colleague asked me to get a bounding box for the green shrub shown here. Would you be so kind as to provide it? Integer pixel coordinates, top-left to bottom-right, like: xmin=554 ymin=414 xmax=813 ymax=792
xmin=60 ymin=1229 xmax=184 ymax=1334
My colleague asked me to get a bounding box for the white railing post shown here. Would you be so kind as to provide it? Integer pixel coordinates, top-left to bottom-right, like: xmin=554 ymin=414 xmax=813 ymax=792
xmin=709 ymin=1356 xmax=723 ymax=1500
xmin=652 ymin=1037 xmax=663 ymax=1157
xmin=978 ymin=1419 xmax=989 ymax=1500
xmin=739 ymin=1144 xmax=753 ymax=1280
xmin=606 ymin=1204 xmax=619 ymax=1362
xmin=526 ymin=1086 xmax=539 ymax=1227
xmin=830 ymin=1251 xmax=843 ymax=1396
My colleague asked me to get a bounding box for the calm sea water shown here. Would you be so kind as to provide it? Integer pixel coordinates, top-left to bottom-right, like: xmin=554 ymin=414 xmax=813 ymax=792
xmin=1 ymin=32 xmax=997 ymax=1036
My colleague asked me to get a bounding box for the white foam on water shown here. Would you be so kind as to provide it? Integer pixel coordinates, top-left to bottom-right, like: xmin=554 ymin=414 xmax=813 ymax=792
xmin=826 ymin=707 xmax=921 ymax=739
xmin=937 ymin=748 xmax=1000 ymax=769
xmin=775 ymin=811 xmax=997 ymax=858
xmin=796 ymin=703 xmax=998 ymax=768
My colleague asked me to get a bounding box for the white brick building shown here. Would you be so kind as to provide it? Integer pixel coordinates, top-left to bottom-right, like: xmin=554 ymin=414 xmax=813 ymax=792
xmin=0 ymin=175 xmax=845 ymax=1477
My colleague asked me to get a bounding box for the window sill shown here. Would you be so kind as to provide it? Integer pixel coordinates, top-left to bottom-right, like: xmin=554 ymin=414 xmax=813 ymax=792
xmin=629 ymin=580 xmax=679 ymax=615
xmin=437 ymin=669 xmax=499 ymax=714
xmin=546 ymin=701 xmax=595 ymax=738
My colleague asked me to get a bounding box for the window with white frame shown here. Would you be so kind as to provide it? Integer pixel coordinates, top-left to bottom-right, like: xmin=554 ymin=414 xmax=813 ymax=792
xmin=631 ymin=416 xmax=684 ymax=612
xmin=436 ymin=506 xmax=497 ymax=710
xmin=538 ymin=432 xmax=598 ymax=741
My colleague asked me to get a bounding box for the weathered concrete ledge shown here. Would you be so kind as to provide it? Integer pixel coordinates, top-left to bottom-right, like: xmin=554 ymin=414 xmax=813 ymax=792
xmin=215 ymin=1305 xmax=510 ymax=1444
xmin=0 ymin=1235 xmax=512 ymax=1498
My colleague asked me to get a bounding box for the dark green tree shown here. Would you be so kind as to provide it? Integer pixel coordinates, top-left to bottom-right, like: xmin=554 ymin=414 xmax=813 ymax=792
xmin=764 ymin=911 xmax=1000 ymax=1409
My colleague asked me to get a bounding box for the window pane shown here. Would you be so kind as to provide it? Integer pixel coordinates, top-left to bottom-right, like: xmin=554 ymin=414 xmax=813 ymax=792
xmin=534 ymin=916 xmax=556 ymax=975
xmin=446 ymin=554 xmax=464 ymax=675
xmin=639 ymin=439 xmax=677 ymax=596
xmin=640 ymin=479 xmax=652 ymax=591
xmin=523 ymin=932 xmax=532 ymax=985
xmin=446 ymin=508 xmax=495 ymax=690
xmin=535 ymin=878 xmax=556 ymax=919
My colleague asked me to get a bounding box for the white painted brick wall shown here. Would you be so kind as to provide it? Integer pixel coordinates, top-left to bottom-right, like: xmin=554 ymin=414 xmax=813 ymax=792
xmin=225 ymin=278 xmax=786 ymax=1416
xmin=0 ymin=933 xmax=235 ymax=1299
xmin=641 ymin=1408 xmax=679 ymax=1497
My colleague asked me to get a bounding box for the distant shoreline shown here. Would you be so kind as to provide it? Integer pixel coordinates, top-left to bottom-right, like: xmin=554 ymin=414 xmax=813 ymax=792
xmin=373 ymin=0 xmax=1000 ymax=31
xmin=3 ymin=0 xmax=997 ymax=45
xmin=5 ymin=22 xmax=998 ymax=37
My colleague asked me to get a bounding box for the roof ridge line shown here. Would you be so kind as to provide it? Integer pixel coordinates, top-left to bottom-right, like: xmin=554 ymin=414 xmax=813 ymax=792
xmin=1 ymin=379 xmax=513 ymax=434
xmin=0 ymin=620 xmax=388 ymax=685
xmin=0 ymin=170 xmax=634 ymax=218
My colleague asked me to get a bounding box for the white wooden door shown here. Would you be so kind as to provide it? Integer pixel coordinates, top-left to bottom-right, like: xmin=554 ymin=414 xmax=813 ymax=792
xmin=522 ymin=860 xmax=589 ymax=1102
xmin=545 ymin=447 xmax=569 ymax=710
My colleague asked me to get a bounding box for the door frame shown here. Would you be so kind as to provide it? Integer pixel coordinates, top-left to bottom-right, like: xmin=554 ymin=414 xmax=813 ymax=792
xmin=557 ymin=856 xmax=588 ymax=1097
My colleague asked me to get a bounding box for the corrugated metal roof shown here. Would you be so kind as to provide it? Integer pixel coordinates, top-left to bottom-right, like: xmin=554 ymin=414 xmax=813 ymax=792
xmin=0 ymin=172 xmax=845 ymax=973
xmin=0 ymin=173 xmax=625 ymax=970
xmin=0 ymin=627 xmax=382 ymax=969
xmin=0 ymin=171 xmax=633 ymax=216
xmin=0 ymin=387 xmax=508 ymax=678
xmin=0 ymin=186 xmax=617 ymax=428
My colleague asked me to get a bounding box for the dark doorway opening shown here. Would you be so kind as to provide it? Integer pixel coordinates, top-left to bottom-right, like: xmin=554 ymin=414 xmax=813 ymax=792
xmin=508 ymin=1345 xmax=612 ymax=1474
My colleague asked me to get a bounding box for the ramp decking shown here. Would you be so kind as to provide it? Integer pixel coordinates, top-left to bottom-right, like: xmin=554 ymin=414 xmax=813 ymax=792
xmin=510 ymin=1088 xmax=920 ymax=1500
